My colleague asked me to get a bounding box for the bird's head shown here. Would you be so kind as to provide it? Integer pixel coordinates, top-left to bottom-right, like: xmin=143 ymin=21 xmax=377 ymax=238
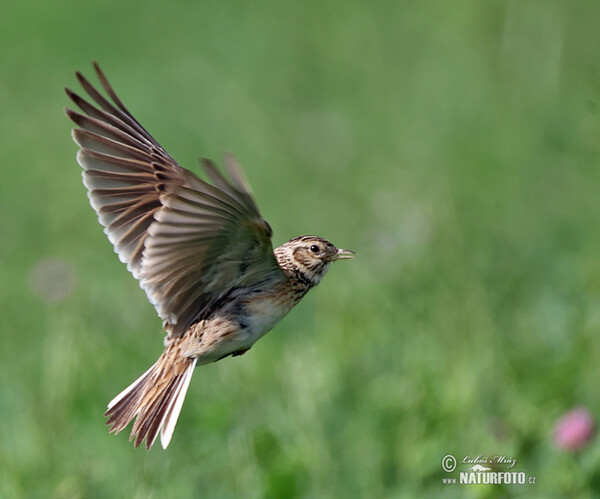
xmin=275 ymin=235 xmax=354 ymax=286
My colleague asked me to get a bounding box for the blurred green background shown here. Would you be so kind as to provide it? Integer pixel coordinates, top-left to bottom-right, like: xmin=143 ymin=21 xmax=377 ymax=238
xmin=2 ymin=0 xmax=600 ymax=497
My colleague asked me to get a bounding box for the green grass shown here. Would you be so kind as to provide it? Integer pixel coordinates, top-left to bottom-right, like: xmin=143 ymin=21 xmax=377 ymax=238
xmin=2 ymin=0 xmax=600 ymax=496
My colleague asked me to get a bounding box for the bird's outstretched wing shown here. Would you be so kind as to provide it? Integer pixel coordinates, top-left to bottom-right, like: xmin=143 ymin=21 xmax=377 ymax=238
xmin=65 ymin=63 xmax=283 ymax=336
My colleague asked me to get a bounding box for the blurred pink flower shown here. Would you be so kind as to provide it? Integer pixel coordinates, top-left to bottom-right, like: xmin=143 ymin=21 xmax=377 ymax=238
xmin=553 ymin=407 xmax=596 ymax=451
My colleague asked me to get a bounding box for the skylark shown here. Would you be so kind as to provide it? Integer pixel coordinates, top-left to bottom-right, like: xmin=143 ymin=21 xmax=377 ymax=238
xmin=65 ymin=63 xmax=354 ymax=449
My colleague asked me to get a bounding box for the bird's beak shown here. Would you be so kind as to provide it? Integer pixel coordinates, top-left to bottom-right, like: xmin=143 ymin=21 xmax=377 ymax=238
xmin=334 ymin=248 xmax=355 ymax=260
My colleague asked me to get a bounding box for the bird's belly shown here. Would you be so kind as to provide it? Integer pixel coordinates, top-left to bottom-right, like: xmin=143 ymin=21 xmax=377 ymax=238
xmin=191 ymin=289 xmax=300 ymax=363
xmin=242 ymin=291 xmax=297 ymax=339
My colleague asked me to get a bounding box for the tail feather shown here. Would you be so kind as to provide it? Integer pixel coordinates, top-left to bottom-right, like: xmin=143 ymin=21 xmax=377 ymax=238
xmin=161 ymin=358 xmax=196 ymax=448
xmin=104 ymin=348 xmax=197 ymax=449
xmin=107 ymin=362 xmax=156 ymax=410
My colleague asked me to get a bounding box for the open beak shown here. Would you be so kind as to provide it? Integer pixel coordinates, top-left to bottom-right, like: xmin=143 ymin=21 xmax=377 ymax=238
xmin=334 ymin=248 xmax=355 ymax=260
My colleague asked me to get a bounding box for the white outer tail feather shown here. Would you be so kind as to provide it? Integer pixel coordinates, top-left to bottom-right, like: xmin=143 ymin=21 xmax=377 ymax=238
xmin=160 ymin=357 xmax=197 ymax=449
xmin=107 ymin=362 xmax=157 ymax=410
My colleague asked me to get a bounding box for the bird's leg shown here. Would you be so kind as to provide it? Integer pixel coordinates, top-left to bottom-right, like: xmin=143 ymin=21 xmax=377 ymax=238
xmin=215 ymin=347 xmax=251 ymax=362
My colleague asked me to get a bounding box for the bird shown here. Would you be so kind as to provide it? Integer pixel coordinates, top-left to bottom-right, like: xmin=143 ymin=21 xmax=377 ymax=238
xmin=64 ymin=63 xmax=354 ymax=450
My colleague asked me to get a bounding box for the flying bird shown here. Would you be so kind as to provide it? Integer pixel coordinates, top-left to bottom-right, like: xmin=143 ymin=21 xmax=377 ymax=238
xmin=65 ymin=63 xmax=354 ymax=449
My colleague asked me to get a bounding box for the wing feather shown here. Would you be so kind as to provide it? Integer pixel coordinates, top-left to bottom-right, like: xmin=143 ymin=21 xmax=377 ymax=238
xmin=66 ymin=63 xmax=283 ymax=335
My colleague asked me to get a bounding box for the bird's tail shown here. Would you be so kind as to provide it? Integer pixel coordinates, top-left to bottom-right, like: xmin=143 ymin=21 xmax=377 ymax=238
xmin=104 ymin=343 xmax=197 ymax=449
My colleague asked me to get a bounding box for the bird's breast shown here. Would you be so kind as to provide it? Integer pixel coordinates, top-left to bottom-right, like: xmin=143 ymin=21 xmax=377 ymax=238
xmin=241 ymin=287 xmax=304 ymax=338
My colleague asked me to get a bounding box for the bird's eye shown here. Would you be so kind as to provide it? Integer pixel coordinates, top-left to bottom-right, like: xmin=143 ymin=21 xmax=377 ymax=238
xmin=310 ymin=244 xmax=320 ymax=254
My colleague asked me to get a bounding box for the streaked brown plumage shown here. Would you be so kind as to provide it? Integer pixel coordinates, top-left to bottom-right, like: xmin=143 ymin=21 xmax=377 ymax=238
xmin=65 ymin=63 xmax=354 ymax=449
